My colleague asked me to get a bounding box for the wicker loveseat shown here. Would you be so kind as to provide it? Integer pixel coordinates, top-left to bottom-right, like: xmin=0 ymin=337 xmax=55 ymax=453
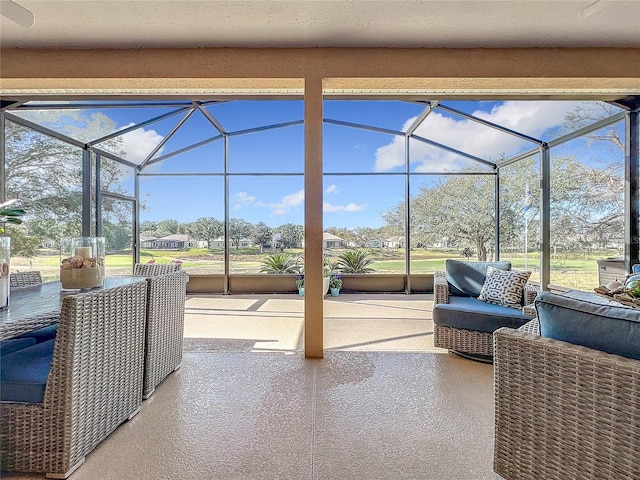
xmin=433 ymin=260 xmax=538 ymax=359
xmin=494 ymin=292 xmax=640 ymax=480
xmin=0 ymin=280 xmax=148 ymax=478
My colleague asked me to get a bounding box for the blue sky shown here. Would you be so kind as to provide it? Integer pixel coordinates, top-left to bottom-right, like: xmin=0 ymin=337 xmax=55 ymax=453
xmin=17 ymin=99 xmax=624 ymax=229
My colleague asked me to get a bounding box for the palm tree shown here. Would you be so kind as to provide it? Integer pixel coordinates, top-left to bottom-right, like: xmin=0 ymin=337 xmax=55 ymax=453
xmin=259 ymin=253 xmax=299 ymax=274
xmin=336 ymin=250 xmax=375 ymax=273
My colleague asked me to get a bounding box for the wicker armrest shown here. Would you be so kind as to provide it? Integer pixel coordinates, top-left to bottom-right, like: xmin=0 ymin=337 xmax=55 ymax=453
xmin=493 ymin=327 xmax=640 ymax=480
xmin=516 ymin=318 xmax=540 ymax=334
xmin=523 ymin=281 xmax=539 ymax=306
xmin=433 ymin=271 xmax=449 ymax=305
xmin=0 ymin=313 xmax=59 ymax=341
xmin=521 ymin=303 xmax=537 ymax=319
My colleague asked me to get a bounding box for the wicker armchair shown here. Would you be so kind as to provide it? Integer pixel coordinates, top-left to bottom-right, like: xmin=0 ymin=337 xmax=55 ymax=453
xmin=141 ymin=270 xmax=189 ymax=399
xmin=133 ymin=262 xmax=182 ymax=276
xmin=433 ymin=261 xmax=539 ymax=358
xmin=9 ymin=271 xmax=43 ymax=288
xmin=0 ymin=280 xmax=148 ymax=478
xmin=494 ymin=320 xmax=640 ymax=480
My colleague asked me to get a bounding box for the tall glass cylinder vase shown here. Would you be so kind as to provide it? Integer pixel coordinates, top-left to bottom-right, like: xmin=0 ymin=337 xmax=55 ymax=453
xmin=60 ymin=237 xmax=105 ymax=290
xmin=0 ymin=237 xmax=9 ymax=309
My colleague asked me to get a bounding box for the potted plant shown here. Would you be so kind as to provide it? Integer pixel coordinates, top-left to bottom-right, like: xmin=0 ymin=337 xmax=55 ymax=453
xmin=329 ymin=273 xmax=342 ymax=297
xmin=296 ymin=274 xmax=305 ymax=296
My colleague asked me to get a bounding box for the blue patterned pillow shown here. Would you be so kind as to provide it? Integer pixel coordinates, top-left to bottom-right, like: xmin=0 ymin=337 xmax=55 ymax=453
xmin=478 ymin=266 xmax=531 ymax=309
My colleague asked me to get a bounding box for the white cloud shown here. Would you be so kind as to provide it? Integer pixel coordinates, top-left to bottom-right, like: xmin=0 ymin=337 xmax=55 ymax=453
xmin=325 ymin=184 xmax=339 ymax=194
xmin=323 ymin=202 xmax=368 ymax=212
xmin=374 ymin=101 xmax=581 ymax=173
xmin=119 ymin=123 xmax=165 ymax=164
xmin=269 ymin=189 xmax=305 ymax=216
xmin=231 ymin=192 xmax=257 ymax=210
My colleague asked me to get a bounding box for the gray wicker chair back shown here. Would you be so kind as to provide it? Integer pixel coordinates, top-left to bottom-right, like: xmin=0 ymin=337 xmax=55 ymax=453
xmin=9 ymin=271 xmax=43 ymax=288
xmin=142 ymin=270 xmax=189 ymax=399
xmin=0 ymin=280 xmax=148 ymax=478
xmin=133 ymin=262 xmax=182 ymax=276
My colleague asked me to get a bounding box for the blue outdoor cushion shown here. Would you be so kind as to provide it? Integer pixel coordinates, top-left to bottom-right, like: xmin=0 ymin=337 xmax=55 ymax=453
xmin=536 ymin=291 xmax=640 ymax=361
xmin=0 ymin=339 xmax=55 ymax=403
xmin=0 ymin=337 xmax=36 ymax=356
xmin=15 ymin=324 xmax=58 ymax=344
xmin=445 ymin=260 xmax=511 ymax=297
xmin=433 ymin=296 xmax=532 ymax=334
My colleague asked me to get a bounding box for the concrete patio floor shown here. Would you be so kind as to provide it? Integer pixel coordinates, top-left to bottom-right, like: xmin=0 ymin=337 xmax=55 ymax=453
xmin=183 ymin=293 xmax=441 ymax=354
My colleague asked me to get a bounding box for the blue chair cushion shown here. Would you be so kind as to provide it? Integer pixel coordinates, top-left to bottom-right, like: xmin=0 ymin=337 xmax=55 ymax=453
xmin=445 ymin=260 xmax=511 ymax=297
xmin=0 ymin=339 xmax=55 ymax=403
xmin=0 ymin=337 xmax=36 ymax=355
xmin=433 ymin=296 xmax=532 ymax=334
xmin=15 ymin=324 xmax=58 ymax=344
xmin=536 ymin=291 xmax=640 ymax=361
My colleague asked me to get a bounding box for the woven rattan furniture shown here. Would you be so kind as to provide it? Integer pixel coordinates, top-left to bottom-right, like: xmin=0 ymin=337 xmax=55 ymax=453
xmin=433 ymin=262 xmax=539 ymax=358
xmin=494 ymin=319 xmax=640 ymax=480
xmin=9 ymin=271 xmax=43 ymax=288
xmin=133 ymin=262 xmax=182 ymax=276
xmin=140 ymin=269 xmax=189 ymax=399
xmin=0 ymin=280 xmax=148 ymax=479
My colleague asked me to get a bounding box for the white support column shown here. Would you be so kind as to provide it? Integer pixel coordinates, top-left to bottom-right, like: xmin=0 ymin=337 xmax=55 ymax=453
xmin=304 ymin=76 xmax=324 ymax=358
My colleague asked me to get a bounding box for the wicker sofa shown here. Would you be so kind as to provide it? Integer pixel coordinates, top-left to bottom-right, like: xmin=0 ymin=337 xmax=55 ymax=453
xmin=0 ymin=280 xmax=148 ymax=478
xmin=137 ymin=269 xmax=189 ymax=399
xmin=494 ymin=292 xmax=640 ymax=480
xmin=433 ymin=260 xmax=538 ymax=358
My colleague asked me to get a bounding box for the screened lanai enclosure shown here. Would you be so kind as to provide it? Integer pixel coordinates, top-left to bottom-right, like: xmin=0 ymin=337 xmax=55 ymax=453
xmin=1 ymin=98 xmax=638 ymax=294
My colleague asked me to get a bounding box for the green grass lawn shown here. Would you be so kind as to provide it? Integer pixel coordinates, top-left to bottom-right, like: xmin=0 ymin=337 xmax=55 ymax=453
xmin=16 ymin=247 xmax=611 ymax=291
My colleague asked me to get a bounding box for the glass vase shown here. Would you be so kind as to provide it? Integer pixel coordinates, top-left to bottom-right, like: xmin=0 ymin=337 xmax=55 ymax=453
xmin=0 ymin=237 xmax=9 ymax=309
xmin=60 ymin=237 xmax=105 ymax=290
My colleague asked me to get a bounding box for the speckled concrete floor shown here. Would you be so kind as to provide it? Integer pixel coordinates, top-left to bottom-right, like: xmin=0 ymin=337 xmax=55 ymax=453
xmin=3 ymin=294 xmax=501 ymax=480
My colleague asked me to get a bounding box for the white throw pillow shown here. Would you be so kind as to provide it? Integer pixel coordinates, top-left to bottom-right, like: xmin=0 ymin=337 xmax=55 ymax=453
xmin=478 ymin=266 xmax=531 ymax=309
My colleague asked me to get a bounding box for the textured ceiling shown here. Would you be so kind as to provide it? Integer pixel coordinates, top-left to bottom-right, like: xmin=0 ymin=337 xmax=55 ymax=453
xmin=1 ymin=0 xmax=639 ymax=49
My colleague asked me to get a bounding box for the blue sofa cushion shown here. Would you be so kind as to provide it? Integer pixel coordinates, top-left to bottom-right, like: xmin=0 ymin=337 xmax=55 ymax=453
xmin=0 ymin=339 xmax=55 ymax=403
xmin=15 ymin=324 xmax=58 ymax=344
xmin=433 ymin=296 xmax=532 ymax=334
xmin=536 ymin=291 xmax=640 ymax=361
xmin=445 ymin=260 xmax=511 ymax=297
xmin=0 ymin=337 xmax=36 ymax=355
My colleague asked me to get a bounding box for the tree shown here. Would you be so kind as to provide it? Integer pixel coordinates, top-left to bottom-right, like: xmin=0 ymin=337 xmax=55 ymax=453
xmin=103 ymin=221 xmax=132 ymax=251
xmin=228 ymin=218 xmax=254 ymax=250
xmin=184 ymin=217 xmax=223 ymax=249
xmin=6 ymin=225 xmax=40 ymax=259
xmin=154 ymin=219 xmax=180 ymax=238
xmin=4 ymin=113 xmax=130 ymax=244
xmin=252 ymin=222 xmax=273 ymax=249
xmin=383 ymin=173 xmax=496 ymax=260
xmin=276 ymin=223 xmax=304 ymax=249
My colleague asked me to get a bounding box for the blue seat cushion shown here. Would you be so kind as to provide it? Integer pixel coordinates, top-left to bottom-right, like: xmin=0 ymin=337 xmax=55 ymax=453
xmin=15 ymin=324 xmax=58 ymax=344
xmin=0 ymin=337 xmax=36 ymax=355
xmin=0 ymin=339 xmax=55 ymax=403
xmin=433 ymin=296 xmax=532 ymax=334
xmin=445 ymin=260 xmax=511 ymax=297
xmin=536 ymin=291 xmax=640 ymax=361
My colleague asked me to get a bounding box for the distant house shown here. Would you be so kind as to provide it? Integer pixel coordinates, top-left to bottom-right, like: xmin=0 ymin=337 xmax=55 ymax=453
xmin=383 ymin=236 xmax=404 ymax=248
xmin=140 ymin=234 xmax=204 ymax=250
xmin=365 ymin=239 xmax=384 ymax=249
xmin=323 ymin=232 xmax=345 ymax=249
xmin=39 ymin=238 xmax=57 ymax=249
xmin=210 ymin=236 xmax=253 ymax=248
